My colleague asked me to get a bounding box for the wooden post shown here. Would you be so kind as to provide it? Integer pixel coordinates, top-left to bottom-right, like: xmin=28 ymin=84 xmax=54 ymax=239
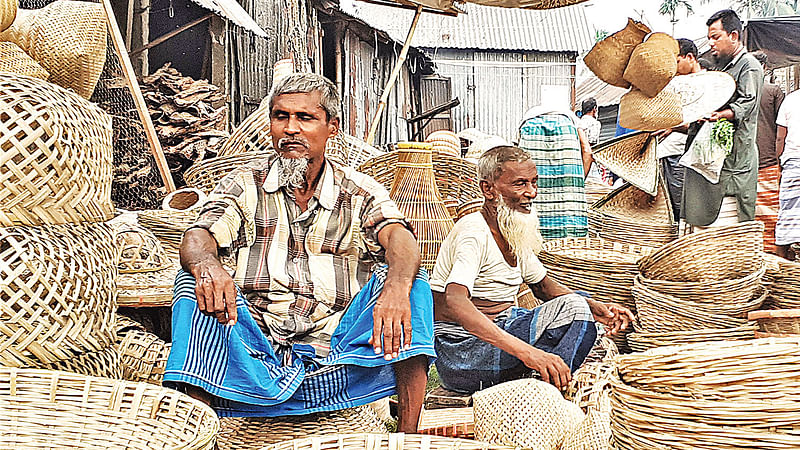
xmin=364 ymin=5 xmax=422 ymax=146
xmin=125 ymin=0 xmax=134 ymax=50
xmin=101 ymin=0 xmax=176 ymax=192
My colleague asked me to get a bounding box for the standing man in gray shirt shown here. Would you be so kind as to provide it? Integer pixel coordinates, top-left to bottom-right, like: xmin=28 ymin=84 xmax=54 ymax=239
xmin=682 ymin=9 xmax=763 ymax=229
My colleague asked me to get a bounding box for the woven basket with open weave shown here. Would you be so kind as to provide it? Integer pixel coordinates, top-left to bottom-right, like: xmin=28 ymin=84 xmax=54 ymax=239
xmin=38 ymin=344 xmax=123 ymax=380
xmin=388 ymin=143 xmax=455 ymax=272
xmin=626 ymin=324 xmax=756 ymax=352
xmin=137 ymin=209 xmax=200 ymax=257
xmin=117 ymin=329 xmax=171 ymax=385
xmin=0 ymin=41 xmax=49 ymax=79
xmin=262 ymin=433 xmax=514 ymax=450
xmin=584 ymin=18 xmax=651 ymax=88
xmin=184 ymin=151 xmax=271 ymax=194
xmin=0 ymin=223 xmax=117 ymax=367
xmin=114 ymin=222 xmax=170 ymax=273
xmin=636 ymin=263 xmax=765 ymax=308
xmin=588 ymin=182 xmax=677 ymax=248
xmin=0 ymin=368 xmax=218 ymax=449
xmin=217 ymin=407 xmax=386 ymax=449
xmin=0 ymin=73 xmax=113 ymax=226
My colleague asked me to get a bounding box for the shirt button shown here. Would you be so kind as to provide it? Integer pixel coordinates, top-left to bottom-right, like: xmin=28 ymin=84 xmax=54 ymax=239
xmin=292 ymin=257 xmax=300 ymax=264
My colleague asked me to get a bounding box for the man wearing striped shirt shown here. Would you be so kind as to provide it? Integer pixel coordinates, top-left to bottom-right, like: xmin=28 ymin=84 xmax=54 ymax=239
xmin=164 ymin=73 xmax=435 ymax=431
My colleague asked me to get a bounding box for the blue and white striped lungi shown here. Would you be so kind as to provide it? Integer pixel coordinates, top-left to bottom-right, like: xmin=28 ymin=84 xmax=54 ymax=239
xmin=776 ymin=159 xmax=800 ymax=246
xmin=433 ymin=293 xmax=596 ymax=394
xmin=163 ymin=266 xmax=436 ymax=417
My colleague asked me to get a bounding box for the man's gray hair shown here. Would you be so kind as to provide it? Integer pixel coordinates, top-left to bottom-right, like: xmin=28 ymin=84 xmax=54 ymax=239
xmin=477 ymin=145 xmax=533 ymax=182
xmin=268 ymin=73 xmax=341 ymax=121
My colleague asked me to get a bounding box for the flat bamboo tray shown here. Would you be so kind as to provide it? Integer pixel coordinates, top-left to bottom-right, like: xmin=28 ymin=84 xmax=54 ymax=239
xmin=262 ymin=434 xmax=515 ymax=450
xmin=0 ymin=368 xmax=218 ymax=449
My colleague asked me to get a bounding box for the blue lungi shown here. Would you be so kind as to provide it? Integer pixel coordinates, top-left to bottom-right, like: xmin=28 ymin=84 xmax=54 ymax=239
xmin=433 ymin=294 xmax=596 ymax=394
xmin=164 ymin=266 xmax=436 ymax=417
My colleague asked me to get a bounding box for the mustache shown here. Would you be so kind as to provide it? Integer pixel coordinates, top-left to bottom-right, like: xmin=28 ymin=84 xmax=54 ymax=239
xmin=277 ymin=137 xmax=309 ymax=150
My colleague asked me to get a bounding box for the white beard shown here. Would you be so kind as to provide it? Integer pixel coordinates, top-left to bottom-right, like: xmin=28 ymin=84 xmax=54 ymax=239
xmin=496 ymin=196 xmax=544 ymax=258
xmin=278 ymin=156 xmax=309 ymax=189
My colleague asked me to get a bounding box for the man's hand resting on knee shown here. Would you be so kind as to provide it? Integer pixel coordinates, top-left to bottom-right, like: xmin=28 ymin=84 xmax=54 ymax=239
xmin=516 ymin=345 xmax=572 ymax=389
xmin=181 ymin=228 xmax=238 ymax=326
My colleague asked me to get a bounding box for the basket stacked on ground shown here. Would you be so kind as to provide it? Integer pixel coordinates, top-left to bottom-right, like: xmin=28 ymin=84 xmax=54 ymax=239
xmin=137 ymin=208 xmax=200 ymax=257
xmin=762 ymin=256 xmax=800 ymax=309
xmin=611 ymin=338 xmax=800 ymax=449
xmin=0 ymin=367 xmax=218 ymax=448
xmin=588 ymin=182 xmax=678 ymax=248
xmin=263 ymin=433 xmax=515 ymax=450
xmin=748 ymin=309 xmax=800 ymax=337
xmin=117 ymin=329 xmax=171 ymax=385
xmin=628 ymin=222 xmax=765 ymax=351
xmin=418 ymin=407 xmax=475 ymax=439
xmin=114 ymin=222 xmax=180 ymax=307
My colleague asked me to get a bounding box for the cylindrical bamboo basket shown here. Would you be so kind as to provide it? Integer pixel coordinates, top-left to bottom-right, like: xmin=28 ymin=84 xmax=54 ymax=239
xmin=388 ymin=143 xmax=455 ymax=272
xmin=217 ymin=407 xmax=386 ymax=450
xmin=137 ymin=209 xmax=200 ymax=257
xmin=263 ymin=434 xmax=515 ymax=450
xmin=0 ymin=73 xmax=114 ymax=227
xmin=184 ymin=151 xmax=271 ymax=194
xmin=0 ymin=368 xmax=218 ymax=449
xmin=0 ymin=222 xmax=118 ymax=367
xmin=118 ymin=329 xmax=171 ymax=385
xmin=425 ymin=130 xmax=462 ymax=157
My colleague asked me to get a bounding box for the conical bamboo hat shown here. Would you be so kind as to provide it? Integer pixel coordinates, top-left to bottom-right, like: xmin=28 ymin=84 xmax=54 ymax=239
xmin=592 ymin=181 xmax=673 ymax=225
xmin=592 ymin=131 xmax=659 ymax=195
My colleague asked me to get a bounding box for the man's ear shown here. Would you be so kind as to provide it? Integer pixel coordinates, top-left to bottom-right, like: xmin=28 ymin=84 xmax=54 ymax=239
xmin=731 ymin=29 xmax=740 ymax=43
xmin=328 ymin=117 xmax=340 ymax=138
xmin=480 ymin=179 xmax=496 ymax=201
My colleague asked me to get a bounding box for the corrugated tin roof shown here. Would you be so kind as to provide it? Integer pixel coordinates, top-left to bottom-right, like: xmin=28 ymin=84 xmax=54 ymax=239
xmin=575 ymin=74 xmax=628 ymax=106
xmin=340 ymin=0 xmax=593 ymax=52
xmin=190 ymin=0 xmax=267 ymax=37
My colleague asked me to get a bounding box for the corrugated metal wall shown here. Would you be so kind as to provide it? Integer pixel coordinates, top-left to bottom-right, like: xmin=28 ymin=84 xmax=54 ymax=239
xmin=428 ymin=49 xmax=575 ymax=142
xmin=226 ymin=0 xmax=320 ymax=126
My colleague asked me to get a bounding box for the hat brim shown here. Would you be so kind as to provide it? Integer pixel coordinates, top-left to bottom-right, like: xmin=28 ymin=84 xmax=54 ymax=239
xmin=592 ymin=131 xmax=659 ymax=195
xmin=669 ymin=71 xmax=736 ymax=125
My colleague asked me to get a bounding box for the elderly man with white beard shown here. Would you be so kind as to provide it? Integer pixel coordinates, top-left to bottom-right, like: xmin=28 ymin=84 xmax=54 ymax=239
xmin=163 ymin=73 xmax=435 ymax=431
xmin=430 ymin=146 xmax=634 ymax=394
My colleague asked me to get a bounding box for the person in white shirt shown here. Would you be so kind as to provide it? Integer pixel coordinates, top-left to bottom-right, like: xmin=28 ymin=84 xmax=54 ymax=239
xmin=429 ymin=146 xmax=634 ymax=394
xmin=577 ymin=98 xmax=601 ymax=145
xmin=775 ymin=88 xmax=800 ymax=259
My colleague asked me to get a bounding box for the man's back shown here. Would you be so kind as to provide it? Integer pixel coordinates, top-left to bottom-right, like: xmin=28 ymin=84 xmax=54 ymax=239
xmin=757 ymin=82 xmax=785 ymax=168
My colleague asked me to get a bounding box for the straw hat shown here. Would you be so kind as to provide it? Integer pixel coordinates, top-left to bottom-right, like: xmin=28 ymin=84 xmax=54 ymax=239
xmin=584 ymin=18 xmax=651 ymax=88
xmin=465 ymin=135 xmax=511 ymax=160
xmin=0 ymin=0 xmax=16 ymax=32
xmin=619 ymin=88 xmax=683 ymax=131
xmin=669 ymin=71 xmax=736 ymax=124
xmin=272 ymin=58 xmax=294 ymax=87
xmin=623 ymin=33 xmax=679 ymax=98
xmin=591 ymin=131 xmax=659 ymax=195
xmin=0 ymin=41 xmax=49 ymax=79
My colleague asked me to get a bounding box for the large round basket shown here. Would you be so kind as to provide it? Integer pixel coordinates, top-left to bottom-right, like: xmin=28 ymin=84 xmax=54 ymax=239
xmin=0 ymin=73 xmax=113 ymax=227
xmin=626 ymin=324 xmax=756 ymax=352
xmin=137 ymin=209 xmax=200 ymax=257
xmin=588 ymin=182 xmax=677 ymax=248
xmin=262 ymin=433 xmax=514 ymax=450
xmin=184 ymin=151 xmax=270 ymax=194
xmin=217 ymin=407 xmax=385 ymax=449
xmin=539 ymin=237 xmax=653 ymax=311
xmin=118 ymin=329 xmax=171 ymax=385
xmin=636 ymin=263 xmax=765 ymax=308
xmin=0 ymin=223 xmax=117 ymax=367
xmin=0 ymin=368 xmax=219 ymax=449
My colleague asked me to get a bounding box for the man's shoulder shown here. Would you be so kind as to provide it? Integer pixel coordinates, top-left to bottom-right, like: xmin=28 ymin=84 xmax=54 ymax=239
xmin=329 ymin=162 xmax=389 ymax=198
xmin=449 ymin=212 xmax=490 ymax=238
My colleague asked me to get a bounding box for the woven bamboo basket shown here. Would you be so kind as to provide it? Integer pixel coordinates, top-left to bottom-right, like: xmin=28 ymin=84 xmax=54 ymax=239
xmin=622 ymin=34 xmax=678 ymax=98
xmin=764 ymin=258 xmax=800 ymax=309
xmin=636 ymin=263 xmax=765 ymax=308
xmin=0 ymin=42 xmax=49 ymax=79
xmin=584 ymin=179 xmax=614 ymax=207
xmin=748 ymin=309 xmax=800 ymax=335
xmin=591 ymin=131 xmax=658 ymax=196
xmin=515 ymin=284 xmax=541 ymax=310
xmin=425 ymin=130 xmax=462 ymax=157
xmin=262 ymin=434 xmax=514 ymax=450
xmin=584 ymin=18 xmax=651 ymax=88
xmin=638 ymin=221 xmax=765 ymax=282
xmin=118 ymin=329 xmax=171 ymax=385
xmin=619 ymin=87 xmax=684 ymax=131
xmin=38 ymin=343 xmax=122 ymax=379
xmin=456 ymin=198 xmax=484 ymax=221
xmin=0 ymin=223 xmax=117 ymax=367
xmin=626 ymin=324 xmax=757 ymax=352
xmin=217 ymin=407 xmax=385 ymax=449
xmin=5 ymin=0 xmax=107 ymax=99
xmin=0 ymin=73 xmax=113 ymax=227
xmin=0 ymin=0 xmax=15 ymax=32
xmin=117 ymin=262 xmax=178 ymax=307
xmin=562 ymin=387 xmax=612 ymax=450
xmin=418 ymin=408 xmax=475 ymax=439
xmin=0 ymin=367 xmax=218 ymax=449
xmin=162 ymin=187 xmax=207 ymax=211
xmin=137 ymin=209 xmax=200 ymax=257
xmin=539 ymin=237 xmax=652 ymax=311
xmin=565 ymin=337 xmax=618 ymax=411
xmin=588 ymin=182 xmax=678 ymax=248
xmin=358 ymin=149 xmax=481 ymax=209
xmin=615 ymin=337 xmax=800 ymax=401
xmin=117 ymin=314 xmax=147 ymax=336
xmin=114 ymin=222 xmax=170 ymax=273
xmin=388 ymin=143 xmax=455 ymax=272
xmin=184 ymin=151 xmax=271 ymax=194
xmin=473 ymin=379 xmax=585 ymax=448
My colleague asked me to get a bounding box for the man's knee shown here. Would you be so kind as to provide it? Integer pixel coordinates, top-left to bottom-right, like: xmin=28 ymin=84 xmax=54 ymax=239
xmin=552 ymin=293 xmax=593 ymax=320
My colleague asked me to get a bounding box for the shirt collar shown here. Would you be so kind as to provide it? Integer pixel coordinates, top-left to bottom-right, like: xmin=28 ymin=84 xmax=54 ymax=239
xmin=722 ymin=45 xmax=746 ymax=71
xmin=263 ymin=157 xmax=338 ymax=210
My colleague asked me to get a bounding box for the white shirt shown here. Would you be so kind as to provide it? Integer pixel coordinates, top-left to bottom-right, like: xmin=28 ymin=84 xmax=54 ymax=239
xmin=577 ymin=114 xmax=601 ymax=145
xmin=777 ymin=89 xmax=800 ymax=164
xmin=657 ymin=132 xmax=687 ymax=159
xmin=430 ymin=212 xmax=547 ymax=304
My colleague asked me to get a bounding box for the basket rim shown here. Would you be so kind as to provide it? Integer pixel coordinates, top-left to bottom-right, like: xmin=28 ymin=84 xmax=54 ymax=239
xmin=748 ymin=309 xmax=800 ymax=321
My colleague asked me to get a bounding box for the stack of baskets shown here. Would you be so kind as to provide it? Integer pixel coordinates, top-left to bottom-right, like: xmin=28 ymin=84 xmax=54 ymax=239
xmin=137 ymin=208 xmax=200 ymax=257
xmin=762 ymin=255 xmax=800 ymax=309
xmin=263 ymin=434 xmax=514 ymax=450
xmin=588 ymin=182 xmax=678 ymax=248
xmin=628 ymin=222 xmax=765 ymax=351
xmin=0 ymin=74 xmax=120 ymax=378
xmin=425 ymin=130 xmax=462 ymax=157
xmin=611 ymin=338 xmax=800 ymax=449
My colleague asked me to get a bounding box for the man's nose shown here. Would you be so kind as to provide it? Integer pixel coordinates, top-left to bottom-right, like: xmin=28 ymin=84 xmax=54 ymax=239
xmin=285 ymin=115 xmax=300 ymax=134
xmin=522 ymin=184 xmax=537 ymax=198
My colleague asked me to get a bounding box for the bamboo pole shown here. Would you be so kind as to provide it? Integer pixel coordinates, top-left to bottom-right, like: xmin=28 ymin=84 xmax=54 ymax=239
xmin=101 ymin=0 xmax=176 ymax=192
xmin=364 ymin=5 xmax=423 ymax=146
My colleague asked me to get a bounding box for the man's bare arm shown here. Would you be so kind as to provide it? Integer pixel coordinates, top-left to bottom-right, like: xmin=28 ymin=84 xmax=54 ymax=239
xmin=577 ymin=128 xmax=593 ymax=179
xmin=180 ymin=228 xmax=238 ymax=325
xmin=529 ymin=275 xmax=572 ymax=301
xmin=777 ymin=125 xmax=787 ymax=162
xmin=371 ymin=223 xmax=421 ymax=360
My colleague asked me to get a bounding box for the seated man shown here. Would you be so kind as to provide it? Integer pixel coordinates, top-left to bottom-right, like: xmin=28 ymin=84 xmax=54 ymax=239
xmin=164 ymin=73 xmax=434 ymax=432
xmin=430 ymin=146 xmax=633 ymax=394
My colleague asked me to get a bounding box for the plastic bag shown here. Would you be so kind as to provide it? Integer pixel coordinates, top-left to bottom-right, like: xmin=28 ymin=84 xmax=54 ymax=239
xmin=678 ymin=122 xmax=727 ymax=184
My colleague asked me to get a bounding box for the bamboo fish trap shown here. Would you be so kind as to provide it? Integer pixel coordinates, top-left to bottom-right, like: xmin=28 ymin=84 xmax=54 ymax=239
xmin=388 ymin=143 xmax=455 ymax=272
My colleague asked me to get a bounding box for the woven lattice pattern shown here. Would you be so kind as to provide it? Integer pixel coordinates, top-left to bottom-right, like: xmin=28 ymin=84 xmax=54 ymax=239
xmin=619 ymin=87 xmax=684 ymax=131
xmin=388 ymin=144 xmax=455 ymax=272
xmin=218 ymin=407 xmax=385 ymax=450
xmin=0 ymin=0 xmax=15 ymax=31
xmin=39 ymin=344 xmax=122 ymax=379
xmin=0 ymin=74 xmax=114 ymax=226
xmin=627 ymin=325 xmax=756 ymax=352
xmin=0 ymin=367 xmax=218 ymax=449
xmin=591 ymin=132 xmax=658 ymax=196
xmin=473 ymin=379 xmax=585 ymax=448
xmin=588 ymin=182 xmax=678 ymax=247
xmin=137 ymin=209 xmax=199 ymax=257
xmin=418 ymin=407 xmax=475 ymax=439
xmin=118 ymin=329 xmax=170 ymax=385
xmin=622 ymin=33 xmax=678 ymax=98
xmin=0 ymin=223 xmax=118 ymax=367
xmin=114 ymin=222 xmax=169 ymax=273
xmin=184 ymin=151 xmax=271 ymax=194
xmin=0 ymin=41 xmax=49 ymax=79
xmin=262 ymin=434 xmax=514 ymax=450
xmin=425 ymin=130 xmax=461 ymax=157
xmin=584 ymin=18 xmax=650 ymax=88
xmin=763 ymin=257 xmax=800 ymax=308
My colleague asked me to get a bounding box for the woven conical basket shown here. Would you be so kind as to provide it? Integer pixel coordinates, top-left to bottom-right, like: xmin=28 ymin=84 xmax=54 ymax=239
xmin=584 ymin=18 xmax=651 ymax=88
xmin=591 ymin=131 xmax=658 ymax=195
xmin=389 ymin=143 xmax=455 ymax=272
xmin=0 ymin=42 xmax=49 ymax=79
xmin=0 ymin=223 xmax=118 ymax=367
xmin=619 ymin=87 xmax=684 ymax=131
xmin=0 ymin=73 xmax=114 ymax=227
xmin=623 ymin=33 xmax=679 ymax=98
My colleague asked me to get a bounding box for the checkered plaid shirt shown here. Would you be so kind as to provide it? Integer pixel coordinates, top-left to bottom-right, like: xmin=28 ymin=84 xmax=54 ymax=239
xmin=192 ymin=154 xmax=408 ymax=355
